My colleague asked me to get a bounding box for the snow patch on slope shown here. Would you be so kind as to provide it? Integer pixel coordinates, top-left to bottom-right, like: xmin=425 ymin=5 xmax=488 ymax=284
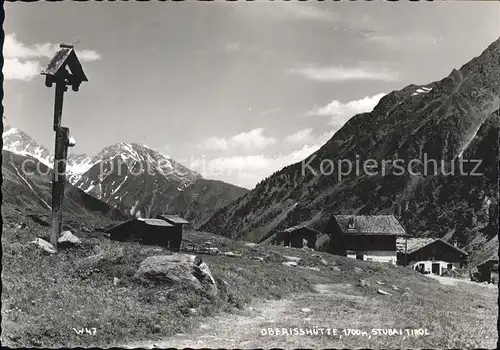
xmin=411 ymin=86 xmax=432 ymax=96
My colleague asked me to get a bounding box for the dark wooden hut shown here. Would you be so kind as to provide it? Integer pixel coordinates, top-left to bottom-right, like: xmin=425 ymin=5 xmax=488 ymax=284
xmin=272 ymin=225 xmax=321 ymax=248
xmin=477 ymin=257 xmax=499 ymax=283
xmin=106 ymin=218 xmax=176 ymax=248
xmin=156 ymin=214 xmax=190 ymax=251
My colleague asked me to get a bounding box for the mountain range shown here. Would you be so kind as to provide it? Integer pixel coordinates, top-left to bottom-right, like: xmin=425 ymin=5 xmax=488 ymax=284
xmin=2 ymin=126 xmax=248 ymax=227
xmin=199 ymin=38 xmax=500 ymax=259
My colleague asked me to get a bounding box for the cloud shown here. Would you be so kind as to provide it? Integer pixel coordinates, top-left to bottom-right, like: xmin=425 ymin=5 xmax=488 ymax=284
xmin=190 ymin=129 xmax=336 ymax=189
xmin=280 ymin=2 xmax=339 ymax=22
xmin=283 ymin=128 xmax=315 ymax=146
xmin=3 ymin=58 xmax=42 ymax=81
xmin=258 ymin=107 xmax=285 ymax=118
xmin=197 ymin=128 xmax=277 ymax=151
xmin=232 ymin=2 xmax=339 ymax=23
xmin=3 ymin=33 xmax=101 ymax=80
xmin=361 ymin=32 xmax=438 ymax=51
xmin=188 ymin=147 xmax=313 ymax=189
xmin=288 ymin=65 xmax=399 ymax=82
xmin=306 ymin=93 xmax=386 ymax=127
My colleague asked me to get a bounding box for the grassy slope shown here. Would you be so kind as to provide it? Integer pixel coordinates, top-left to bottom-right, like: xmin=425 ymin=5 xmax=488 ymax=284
xmin=1 ymin=221 xmax=497 ymax=348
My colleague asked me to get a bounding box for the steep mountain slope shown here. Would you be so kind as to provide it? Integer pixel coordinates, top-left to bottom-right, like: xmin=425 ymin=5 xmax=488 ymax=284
xmin=2 ymin=149 xmax=126 ymax=222
xmin=74 ymin=143 xmax=248 ymax=225
xmin=200 ymin=38 xmax=500 ymax=256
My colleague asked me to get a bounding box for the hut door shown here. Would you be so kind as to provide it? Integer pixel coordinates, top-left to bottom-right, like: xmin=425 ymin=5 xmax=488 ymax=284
xmin=431 ymin=263 xmax=440 ymax=275
xmin=356 ymin=254 xmax=364 ymax=261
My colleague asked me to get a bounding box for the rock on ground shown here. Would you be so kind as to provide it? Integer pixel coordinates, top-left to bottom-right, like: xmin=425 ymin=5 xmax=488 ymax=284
xmin=359 ymin=279 xmax=370 ymax=288
xmin=377 ymin=289 xmax=392 ymax=296
xmin=282 ymin=261 xmax=298 ymax=267
xmin=135 ymin=254 xmax=218 ymax=296
xmin=305 ymin=266 xmax=320 ymax=271
xmin=223 ymin=251 xmax=242 ymax=258
xmin=283 ymin=256 xmax=301 ymax=262
xmin=58 ymin=230 xmax=81 ymax=247
xmin=30 ymin=238 xmax=56 ymax=254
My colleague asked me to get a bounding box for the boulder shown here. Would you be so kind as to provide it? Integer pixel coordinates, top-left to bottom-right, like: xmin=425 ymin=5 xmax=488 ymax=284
xmin=30 ymin=238 xmax=56 ymax=254
xmin=377 ymin=289 xmax=392 ymax=296
xmin=300 ymin=307 xmax=312 ymax=313
xmin=283 ymin=256 xmax=301 ymax=262
xmin=134 ymin=254 xmax=217 ymax=296
xmin=331 ymin=266 xmax=341 ymax=272
xmin=282 ymin=261 xmax=298 ymax=267
xmin=223 ymin=251 xmax=242 ymax=258
xmin=58 ymin=231 xmax=81 ymax=247
xmin=245 ymin=243 xmax=257 ymax=248
xmin=354 ymin=267 xmax=363 ymax=273
xmin=359 ymin=279 xmax=370 ymax=288
xmin=207 ymin=247 xmax=220 ymax=254
xmin=305 ymin=266 xmax=320 ymax=272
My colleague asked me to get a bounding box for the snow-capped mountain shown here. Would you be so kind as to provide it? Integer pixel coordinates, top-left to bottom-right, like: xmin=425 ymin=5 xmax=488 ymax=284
xmin=73 ymin=142 xmax=247 ymax=225
xmin=2 ymin=126 xmax=53 ymax=167
xmin=74 ymin=142 xmax=202 ymax=202
xmin=2 ymin=125 xmax=95 ymax=179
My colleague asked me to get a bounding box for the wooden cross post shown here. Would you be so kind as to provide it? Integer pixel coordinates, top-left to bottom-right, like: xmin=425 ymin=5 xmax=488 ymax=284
xmin=50 ymin=80 xmax=70 ymax=249
xmin=42 ymin=43 xmax=88 ymax=251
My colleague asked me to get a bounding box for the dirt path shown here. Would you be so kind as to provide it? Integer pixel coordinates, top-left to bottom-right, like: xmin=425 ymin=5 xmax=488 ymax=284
xmin=121 ymin=280 xmax=496 ymax=349
xmin=123 ymin=297 xmax=296 ymax=349
xmin=122 ymin=283 xmax=384 ymax=349
xmin=426 ymin=274 xmax=497 ymax=288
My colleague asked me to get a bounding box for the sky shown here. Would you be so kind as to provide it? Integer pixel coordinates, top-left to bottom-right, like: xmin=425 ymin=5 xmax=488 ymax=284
xmin=4 ymin=1 xmax=500 ymax=189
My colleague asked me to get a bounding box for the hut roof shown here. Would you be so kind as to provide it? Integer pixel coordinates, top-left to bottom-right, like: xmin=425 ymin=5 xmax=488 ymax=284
xmin=105 ymin=218 xmax=173 ymax=232
xmin=333 ymin=215 xmax=408 ymax=236
xmin=157 ymin=214 xmax=189 ymax=225
xmin=281 ymin=225 xmax=322 ymax=235
xmin=477 ymin=256 xmax=499 ymax=269
xmin=397 ymin=238 xmax=468 ymax=256
xmin=105 ymin=219 xmax=135 ymax=233
xmin=396 ymin=237 xmax=435 ymax=253
xmin=137 ymin=218 xmax=174 ymax=227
